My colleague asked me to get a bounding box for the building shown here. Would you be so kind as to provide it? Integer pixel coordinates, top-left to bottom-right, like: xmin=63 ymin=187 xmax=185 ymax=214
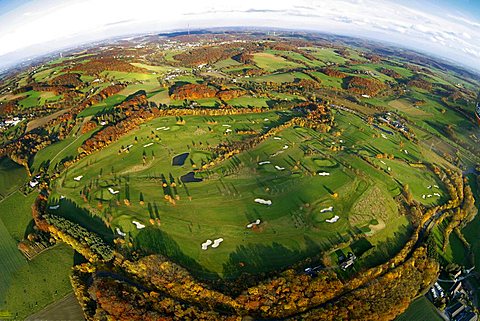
xmin=456 ymin=311 xmax=478 ymax=321
xmin=446 ymin=301 xmax=465 ymax=319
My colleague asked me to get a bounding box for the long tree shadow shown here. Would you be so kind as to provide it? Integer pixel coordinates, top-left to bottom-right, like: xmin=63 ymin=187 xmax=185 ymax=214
xmin=135 ymin=227 xmax=217 ymax=280
xmin=223 ymin=242 xmax=305 ymax=279
xmin=47 ymin=197 xmax=114 ymax=243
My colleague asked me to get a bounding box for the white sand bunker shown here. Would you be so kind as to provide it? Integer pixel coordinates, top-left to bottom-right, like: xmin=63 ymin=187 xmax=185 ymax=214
xmin=108 ymin=187 xmax=120 ymax=195
xmin=326 ymin=215 xmax=340 ymax=223
xmin=271 ymin=150 xmax=284 ymax=157
xmin=73 ymin=175 xmax=83 ymax=181
xmin=132 ymin=221 xmax=145 ymax=229
xmin=273 ymin=136 xmax=282 ymax=140
xmin=201 ymin=239 xmax=213 ymax=250
xmin=255 ymin=198 xmax=272 ymax=206
xmin=211 ymin=238 xmax=224 ymax=248
xmin=320 ymin=206 xmax=333 ymax=213
xmin=275 ymin=165 xmax=285 ymax=171
xmin=318 ymin=172 xmax=330 ymax=176
xmin=49 ymin=205 xmax=60 ymax=210
xmin=283 ymin=145 xmax=289 ymax=150
xmin=258 ymin=161 xmax=271 ymax=165
xmin=381 ymin=133 xmax=388 ymax=139
xmin=434 ymin=193 xmax=441 ymax=197
xmin=225 ymin=129 xmax=232 ymax=133
xmin=156 ymin=126 xmax=166 ymax=130
xmin=143 ymin=143 xmax=154 ymax=147
xmin=222 ymin=124 xmax=231 ymax=127
xmin=246 ymin=219 xmax=261 ymax=228
xmin=201 ymin=238 xmax=224 ymax=250
xmin=116 ymin=228 xmax=126 ymax=237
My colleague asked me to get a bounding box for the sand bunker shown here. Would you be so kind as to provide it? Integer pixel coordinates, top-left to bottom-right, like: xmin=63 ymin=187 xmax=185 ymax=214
xmin=211 ymin=238 xmax=224 ymax=248
xmin=246 ymin=219 xmax=261 ymax=228
xmin=320 ymin=206 xmax=334 ymax=213
xmin=116 ymin=228 xmax=126 ymax=237
xmin=258 ymin=161 xmax=271 ymax=165
xmin=255 ymin=198 xmax=272 ymax=206
xmin=318 ymin=172 xmax=330 ymax=176
xmin=132 ymin=221 xmax=145 ymax=229
xmin=108 ymin=187 xmax=120 ymax=195
xmin=326 ymin=215 xmax=340 ymax=223
xmin=73 ymin=175 xmax=83 ymax=181
xmin=201 ymin=239 xmax=213 ymax=250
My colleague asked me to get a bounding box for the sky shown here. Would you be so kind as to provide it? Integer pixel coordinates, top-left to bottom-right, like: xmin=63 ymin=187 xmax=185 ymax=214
xmin=0 ymin=0 xmax=479 ymax=71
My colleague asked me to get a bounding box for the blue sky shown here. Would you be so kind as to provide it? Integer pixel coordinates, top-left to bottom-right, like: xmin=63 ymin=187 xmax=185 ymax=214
xmin=0 ymin=0 xmax=479 ymax=71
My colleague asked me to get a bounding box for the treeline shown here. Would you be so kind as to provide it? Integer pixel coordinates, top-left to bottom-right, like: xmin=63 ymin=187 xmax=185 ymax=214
xmin=347 ymin=76 xmax=387 ymax=96
xmin=171 ymin=83 xmax=217 ymax=100
xmin=68 ymin=58 xmax=149 ymax=75
xmin=49 ymin=73 xmax=83 ymax=88
xmin=32 ymin=192 xmax=114 ymax=262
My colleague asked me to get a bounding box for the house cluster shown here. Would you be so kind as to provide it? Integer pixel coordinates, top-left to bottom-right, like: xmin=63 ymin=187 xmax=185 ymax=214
xmin=28 ymin=174 xmax=42 ymax=189
xmin=445 ymin=301 xmax=477 ymax=321
xmin=429 ymin=267 xmax=478 ymax=321
xmin=0 ymin=116 xmax=24 ymax=130
xmin=377 ymin=112 xmax=410 ymax=134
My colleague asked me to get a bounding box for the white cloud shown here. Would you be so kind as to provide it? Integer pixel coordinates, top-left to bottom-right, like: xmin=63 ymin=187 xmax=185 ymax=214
xmin=0 ymin=0 xmax=479 ymax=70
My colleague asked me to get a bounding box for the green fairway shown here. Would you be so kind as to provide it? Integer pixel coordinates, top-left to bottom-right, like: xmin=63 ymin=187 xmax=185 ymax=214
xmin=51 ymin=110 xmax=416 ymax=276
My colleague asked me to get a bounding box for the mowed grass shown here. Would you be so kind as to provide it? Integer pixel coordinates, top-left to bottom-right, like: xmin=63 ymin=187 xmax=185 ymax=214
xmin=1 ymin=244 xmax=75 ymax=321
xmin=77 ymin=94 xmax=126 ymax=117
xmin=252 ymin=52 xmax=303 ymax=72
xmin=52 ymin=111 xmax=411 ymax=276
xmin=395 ymin=297 xmax=443 ymax=321
xmin=18 ymin=91 xmax=63 ymax=109
xmin=31 ymin=127 xmax=98 ymax=173
xmin=0 ymin=190 xmax=75 ymax=320
xmin=0 ymin=216 xmax=26 ymax=304
xmin=249 ymin=71 xmax=313 ymax=83
xmin=0 ymin=157 xmax=28 ymax=198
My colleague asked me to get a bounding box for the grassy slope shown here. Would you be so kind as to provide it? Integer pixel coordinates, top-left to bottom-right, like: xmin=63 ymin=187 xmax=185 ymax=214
xmin=395 ymin=297 xmax=443 ymax=321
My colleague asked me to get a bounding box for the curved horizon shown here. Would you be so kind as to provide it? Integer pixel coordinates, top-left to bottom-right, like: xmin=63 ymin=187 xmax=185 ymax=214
xmin=0 ymin=0 xmax=480 ymax=72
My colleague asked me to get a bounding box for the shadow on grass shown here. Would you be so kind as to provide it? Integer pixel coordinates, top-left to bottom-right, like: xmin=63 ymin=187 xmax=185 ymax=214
xmin=47 ymin=198 xmax=114 ymax=243
xmin=135 ymin=227 xmax=217 ymax=280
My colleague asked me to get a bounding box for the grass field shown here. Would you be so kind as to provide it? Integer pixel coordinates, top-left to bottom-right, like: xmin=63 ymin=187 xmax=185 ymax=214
xmin=50 ymin=110 xmax=422 ymax=276
xmin=0 ymin=157 xmax=28 ymax=199
xmin=18 ymin=90 xmax=63 ymax=109
xmin=0 ymin=244 xmax=75 ymax=321
xmin=252 ymin=52 xmax=303 ymax=72
xmin=395 ymin=297 xmax=443 ymax=321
